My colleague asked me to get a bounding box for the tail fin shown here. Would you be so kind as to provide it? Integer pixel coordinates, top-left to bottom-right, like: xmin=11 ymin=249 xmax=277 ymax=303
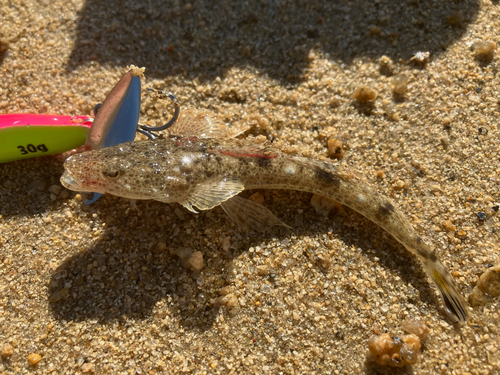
xmin=430 ymin=268 xmax=469 ymax=323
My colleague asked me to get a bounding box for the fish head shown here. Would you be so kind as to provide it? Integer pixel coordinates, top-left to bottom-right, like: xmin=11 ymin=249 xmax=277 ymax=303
xmin=61 ymin=150 xmax=119 ymax=195
xmin=61 ymin=141 xmax=188 ymax=201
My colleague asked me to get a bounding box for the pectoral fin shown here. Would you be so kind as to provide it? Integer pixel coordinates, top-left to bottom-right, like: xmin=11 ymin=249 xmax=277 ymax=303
xmin=179 ymin=178 xmax=245 ymax=213
xmin=220 ymin=196 xmax=291 ymax=232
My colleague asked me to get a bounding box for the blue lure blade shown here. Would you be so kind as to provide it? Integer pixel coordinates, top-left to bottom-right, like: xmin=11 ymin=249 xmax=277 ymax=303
xmin=83 ymin=71 xmax=141 ymax=204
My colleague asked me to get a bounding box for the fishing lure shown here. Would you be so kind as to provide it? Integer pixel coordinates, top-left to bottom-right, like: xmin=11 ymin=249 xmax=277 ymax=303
xmin=80 ymin=69 xmax=179 ymax=203
xmin=0 ymin=66 xmax=143 ymax=173
xmin=81 ymin=68 xmax=143 ymax=203
xmin=0 ymin=113 xmax=92 ymax=164
xmin=60 ymin=107 xmax=470 ymax=323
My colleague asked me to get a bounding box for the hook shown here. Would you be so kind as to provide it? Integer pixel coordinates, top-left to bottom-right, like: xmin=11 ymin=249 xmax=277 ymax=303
xmin=140 ymin=89 xmax=180 ymax=136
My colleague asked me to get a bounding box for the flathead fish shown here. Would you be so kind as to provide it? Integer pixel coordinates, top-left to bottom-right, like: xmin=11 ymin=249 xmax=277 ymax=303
xmin=61 ymin=110 xmax=469 ymax=323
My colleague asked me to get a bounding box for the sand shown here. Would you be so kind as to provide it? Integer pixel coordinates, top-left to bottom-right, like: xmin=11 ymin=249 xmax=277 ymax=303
xmin=0 ymin=0 xmax=499 ymax=373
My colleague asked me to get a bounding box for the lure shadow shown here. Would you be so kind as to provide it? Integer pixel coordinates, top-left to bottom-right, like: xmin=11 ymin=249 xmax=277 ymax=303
xmin=68 ymin=0 xmax=479 ymax=84
xmin=0 ymin=156 xmax=67 ymax=220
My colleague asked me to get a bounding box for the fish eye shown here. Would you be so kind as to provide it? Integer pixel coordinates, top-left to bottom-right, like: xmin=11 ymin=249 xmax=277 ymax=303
xmin=102 ymin=168 xmax=122 ymax=178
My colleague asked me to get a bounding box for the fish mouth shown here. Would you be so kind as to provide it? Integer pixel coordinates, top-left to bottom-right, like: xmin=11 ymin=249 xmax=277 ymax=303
xmin=60 ymin=170 xmax=105 ymax=194
xmin=60 ymin=171 xmax=84 ymax=191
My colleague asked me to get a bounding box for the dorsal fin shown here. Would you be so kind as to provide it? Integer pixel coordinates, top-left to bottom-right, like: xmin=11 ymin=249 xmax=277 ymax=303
xmin=167 ymin=109 xmax=231 ymax=138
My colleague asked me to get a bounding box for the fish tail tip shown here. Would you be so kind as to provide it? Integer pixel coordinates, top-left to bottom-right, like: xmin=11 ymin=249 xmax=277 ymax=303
xmin=432 ymin=270 xmax=469 ymax=323
xmin=440 ymin=288 xmax=470 ymax=324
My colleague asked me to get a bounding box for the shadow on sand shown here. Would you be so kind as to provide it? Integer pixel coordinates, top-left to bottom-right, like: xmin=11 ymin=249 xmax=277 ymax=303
xmin=47 ymin=190 xmax=440 ymax=338
xmin=68 ymin=0 xmax=479 ymax=83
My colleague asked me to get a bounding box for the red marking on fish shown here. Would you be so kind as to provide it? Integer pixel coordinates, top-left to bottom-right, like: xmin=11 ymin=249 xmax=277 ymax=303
xmin=221 ymin=151 xmax=278 ymax=159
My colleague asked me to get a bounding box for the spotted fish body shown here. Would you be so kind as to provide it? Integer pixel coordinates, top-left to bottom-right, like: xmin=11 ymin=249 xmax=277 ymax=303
xmin=61 ymin=111 xmax=469 ymax=323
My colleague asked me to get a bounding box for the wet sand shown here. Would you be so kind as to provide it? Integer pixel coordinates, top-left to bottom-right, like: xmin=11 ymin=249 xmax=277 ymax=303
xmin=0 ymin=0 xmax=499 ymax=373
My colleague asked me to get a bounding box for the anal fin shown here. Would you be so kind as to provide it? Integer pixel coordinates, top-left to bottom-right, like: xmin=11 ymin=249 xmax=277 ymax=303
xmin=220 ymin=196 xmax=291 ymax=232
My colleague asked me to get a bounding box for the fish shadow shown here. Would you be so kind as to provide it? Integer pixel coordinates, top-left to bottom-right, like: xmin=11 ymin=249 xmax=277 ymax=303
xmin=68 ymin=0 xmax=479 ymax=84
xmin=241 ymin=189 xmax=444 ymax=320
xmin=47 ymin=199 xmax=227 ymax=331
xmin=292 ymin=193 xmax=444 ymax=317
xmin=48 ymin=189 xmax=446 ymax=334
xmin=47 ymin=195 xmax=282 ymax=331
xmin=47 ymin=240 xmax=221 ymax=331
